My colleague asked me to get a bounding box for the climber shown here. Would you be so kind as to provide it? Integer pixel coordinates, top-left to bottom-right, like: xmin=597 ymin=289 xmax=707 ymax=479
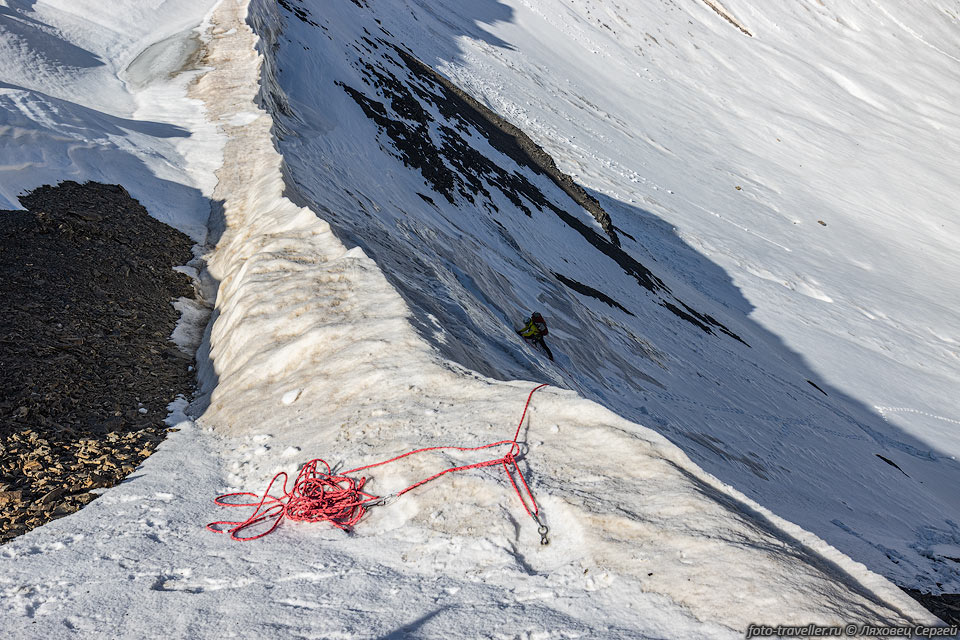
xmin=517 ymin=312 xmax=554 ymax=361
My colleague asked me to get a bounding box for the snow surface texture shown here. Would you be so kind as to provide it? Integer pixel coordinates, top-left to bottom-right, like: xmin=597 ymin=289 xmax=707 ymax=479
xmin=0 ymin=0 xmax=951 ymax=638
xmin=0 ymin=0 xmax=221 ymax=240
xmin=252 ymin=0 xmax=960 ymax=596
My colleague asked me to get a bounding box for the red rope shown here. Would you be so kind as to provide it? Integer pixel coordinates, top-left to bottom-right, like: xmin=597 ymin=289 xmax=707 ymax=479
xmin=208 ymin=383 xmax=549 ymax=541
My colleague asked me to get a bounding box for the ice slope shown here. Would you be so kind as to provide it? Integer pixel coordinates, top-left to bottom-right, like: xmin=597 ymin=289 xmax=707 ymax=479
xmin=0 ymin=0 xmax=944 ymax=636
xmin=250 ymin=0 xmax=960 ymax=595
xmin=0 ymin=0 xmax=220 ymax=239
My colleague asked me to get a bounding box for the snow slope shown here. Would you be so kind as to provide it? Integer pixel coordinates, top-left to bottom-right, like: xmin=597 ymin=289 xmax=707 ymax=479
xmin=0 ymin=0 xmax=953 ymax=637
xmin=0 ymin=0 xmax=220 ymax=239
xmin=252 ymin=0 xmax=960 ymax=595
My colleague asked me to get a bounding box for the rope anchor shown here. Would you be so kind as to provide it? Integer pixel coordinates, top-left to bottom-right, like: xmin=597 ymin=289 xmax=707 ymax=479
xmin=533 ymin=513 xmax=549 ymax=545
xmin=208 ymin=384 xmax=551 ymax=543
xmin=538 ymin=524 xmax=550 ymax=546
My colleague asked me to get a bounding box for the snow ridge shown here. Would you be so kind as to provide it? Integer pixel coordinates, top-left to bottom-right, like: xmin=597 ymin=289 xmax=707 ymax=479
xmin=197 ymin=0 xmax=934 ymax=630
xmin=249 ymin=0 xmax=960 ymax=598
xmin=0 ymin=0 xmax=951 ymax=636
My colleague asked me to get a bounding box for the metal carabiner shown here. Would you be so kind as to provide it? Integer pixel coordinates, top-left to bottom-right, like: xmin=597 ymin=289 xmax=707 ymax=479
xmin=538 ymin=524 xmax=550 ymax=546
xmin=533 ymin=513 xmax=549 ymax=545
xmin=368 ymin=493 xmax=399 ymax=508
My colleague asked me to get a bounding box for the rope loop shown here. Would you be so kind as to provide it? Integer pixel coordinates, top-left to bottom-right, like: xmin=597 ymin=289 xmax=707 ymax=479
xmin=206 ymin=459 xmax=379 ymax=541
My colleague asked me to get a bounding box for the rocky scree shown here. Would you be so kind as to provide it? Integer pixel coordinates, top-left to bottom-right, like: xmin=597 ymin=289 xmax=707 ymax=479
xmin=0 ymin=181 xmax=199 ymax=544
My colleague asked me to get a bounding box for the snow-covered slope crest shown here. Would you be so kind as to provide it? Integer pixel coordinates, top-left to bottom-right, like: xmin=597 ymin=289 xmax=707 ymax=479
xmin=184 ymin=0 xmax=934 ymax=632
xmin=252 ymin=0 xmax=960 ymax=597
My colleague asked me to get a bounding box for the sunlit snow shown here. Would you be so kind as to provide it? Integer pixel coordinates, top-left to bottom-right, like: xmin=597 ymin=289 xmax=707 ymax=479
xmin=1 ymin=0 xmax=957 ymax=637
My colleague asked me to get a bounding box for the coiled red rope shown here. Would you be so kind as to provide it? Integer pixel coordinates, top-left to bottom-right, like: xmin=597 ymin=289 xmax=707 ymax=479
xmin=208 ymin=383 xmax=550 ymax=542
